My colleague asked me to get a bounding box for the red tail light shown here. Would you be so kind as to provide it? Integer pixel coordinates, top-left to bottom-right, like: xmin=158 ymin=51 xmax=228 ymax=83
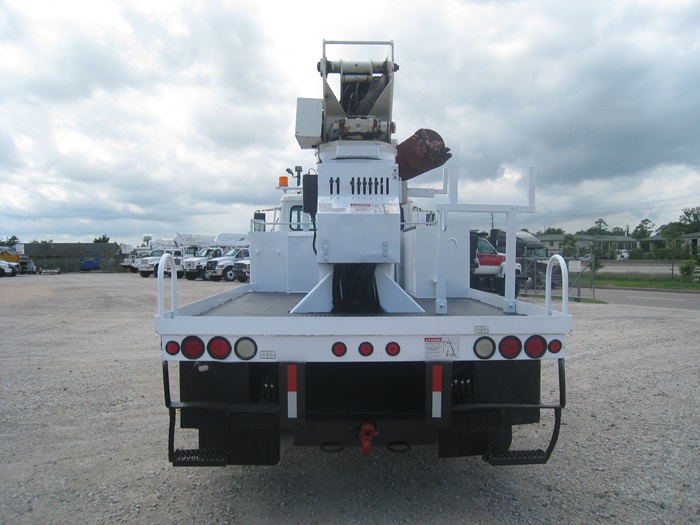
xmin=499 ymin=336 xmax=522 ymax=359
xmin=548 ymin=339 xmax=563 ymax=354
xmin=332 ymin=342 xmax=347 ymax=357
xmin=181 ymin=336 xmax=205 ymax=359
xmin=524 ymin=335 xmax=547 ymax=359
xmin=207 ymin=336 xmax=232 ymax=360
xmin=359 ymin=342 xmax=374 ymax=357
xmin=165 ymin=341 xmax=180 ymax=356
xmin=385 ymin=342 xmax=400 ymax=356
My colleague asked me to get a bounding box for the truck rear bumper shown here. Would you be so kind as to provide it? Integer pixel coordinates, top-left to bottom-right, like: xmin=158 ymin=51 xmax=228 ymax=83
xmin=163 ymin=358 xmax=565 ymax=466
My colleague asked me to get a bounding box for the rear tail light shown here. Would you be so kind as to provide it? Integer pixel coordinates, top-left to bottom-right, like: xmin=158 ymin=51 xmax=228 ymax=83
xmin=332 ymin=342 xmax=347 ymax=357
xmin=385 ymin=342 xmax=400 ymax=357
xmin=524 ymin=335 xmax=547 ymax=359
xmin=181 ymin=336 xmax=205 ymax=359
xmin=359 ymin=342 xmax=374 ymax=357
xmin=234 ymin=337 xmax=257 ymax=360
xmin=207 ymin=336 xmax=232 ymax=360
xmin=165 ymin=341 xmax=180 ymax=356
xmin=548 ymin=339 xmax=563 ymax=354
xmin=498 ymin=336 xmax=522 ymax=359
xmin=473 ymin=336 xmax=496 ymax=359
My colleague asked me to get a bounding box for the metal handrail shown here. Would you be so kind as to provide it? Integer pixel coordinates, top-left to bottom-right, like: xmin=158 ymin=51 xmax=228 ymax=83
xmin=546 ymin=255 xmax=569 ymax=315
xmin=157 ymin=253 xmax=178 ymax=318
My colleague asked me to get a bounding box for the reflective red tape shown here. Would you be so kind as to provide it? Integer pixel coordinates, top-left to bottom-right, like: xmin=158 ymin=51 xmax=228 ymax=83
xmin=287 ymin=364 xmax=297 ymax=392
xmin=432 ymin=364 xmax=442 ymax=392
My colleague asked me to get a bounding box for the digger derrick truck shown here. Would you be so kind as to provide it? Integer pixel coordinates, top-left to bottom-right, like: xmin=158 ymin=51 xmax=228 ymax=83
xmin=155 ymin=41 xmax=572 ymax=467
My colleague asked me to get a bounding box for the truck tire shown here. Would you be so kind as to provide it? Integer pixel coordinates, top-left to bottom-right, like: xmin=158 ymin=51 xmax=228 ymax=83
xmin=139 ymin=271 xmax=151 ymax=278
xmin=223 ymin=267 xmax=237 ymax=282
xmin=185 ymin=273 xmax=197 ymax=281
xmin=177 ymin=271 xmax=185 ymax=279
xmin=210 ymin=276 xmax=222 ymax=282
xmin=201 ymin=270 xmax=210 ymax=281
xmin=237 ymin=275 xmax=249 ymax=283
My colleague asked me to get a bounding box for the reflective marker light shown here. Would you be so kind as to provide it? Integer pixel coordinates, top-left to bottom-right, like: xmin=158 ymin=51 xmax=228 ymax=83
xmin=548 ymin=339 xmax=563 ymax=354
xmin=474 ymin=336 xmax=496 ymax=359
xmin=181 ymin=336 xmax=205 ymax=360
xmin=234 ymin=337 xmax=257 ymax=360
xmin=359 ymin=342 xmax=374 ymax=357
xmin=385 ymin=341 xmax=400 ymax=357
xmin=207 ymin=336 xmax=232 ymax=360
xmin=499 ymin=336 xmax=522 ymax=359
xmin=332 ymin=342 xmax=347 ymax=357
xmin=165 ymin=341 xmax=180 ymax=356
xmin=524 ymin=335 xmax=547 ymax=359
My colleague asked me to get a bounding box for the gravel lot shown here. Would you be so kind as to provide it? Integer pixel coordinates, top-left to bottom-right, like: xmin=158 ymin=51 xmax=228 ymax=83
xmin=1 ymin=273 xmax=698 ymax=524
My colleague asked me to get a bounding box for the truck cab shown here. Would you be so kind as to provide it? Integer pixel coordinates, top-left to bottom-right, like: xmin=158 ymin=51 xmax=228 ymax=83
xmin=183 ymin=247 xmax=229 ymax=280
xmin=204 ymin=247 xmax=250 ymax=282
xmin=139 ymin=249 xmax=184 ymax=278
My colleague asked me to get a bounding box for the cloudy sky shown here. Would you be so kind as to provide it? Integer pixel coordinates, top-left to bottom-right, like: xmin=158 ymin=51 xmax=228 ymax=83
xmin=1 ymin=0 xmax=699 ymax=247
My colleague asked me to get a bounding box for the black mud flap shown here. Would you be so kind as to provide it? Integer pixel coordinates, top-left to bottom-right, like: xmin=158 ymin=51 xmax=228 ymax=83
xmin=168 ymin=407 xmax=280 ymax=466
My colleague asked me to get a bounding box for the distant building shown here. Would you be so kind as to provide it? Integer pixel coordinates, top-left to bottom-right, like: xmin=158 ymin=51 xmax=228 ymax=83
xmin=539 ymin=234 xmax=636 ymax=257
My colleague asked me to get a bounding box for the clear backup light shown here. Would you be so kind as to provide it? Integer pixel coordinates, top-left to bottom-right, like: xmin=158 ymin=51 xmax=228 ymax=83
xmin=207 ymin=336 xmax=232 ymax=360
xmin=548 ymin=339 xmax=563 ymax=354
xmin=181 ymin=336 xmax=205 ymax=360
xmin=332 ymin=342 xmax=347 ymax=357
xmin=165 ymin=341 xmax=180 ymax=356
xmin=473 ymin=336 xmax=496 ymax=359
xmin=358 ymin=342 xmax=374 ymax=357
xmin=499 ymin=336 xmax=522 ymax=359
xmin=524 ymin=335 xmax=547 ymax=359
xmin=234 ymin=337 xmax=257 ymax=360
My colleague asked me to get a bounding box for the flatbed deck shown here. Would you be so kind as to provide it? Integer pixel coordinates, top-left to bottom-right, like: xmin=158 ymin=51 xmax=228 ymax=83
xmin=198 ymin=292 xmax=517 ymax=318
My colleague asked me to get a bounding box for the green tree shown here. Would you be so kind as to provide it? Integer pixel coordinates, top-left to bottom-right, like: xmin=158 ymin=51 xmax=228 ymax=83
xmin=611 ymin=226 xmax=625 ymax=236
xmin=93 ymin=235 xmax=110 ymax=243
xmin=679 ymin=206 xmax=700 ymax=233
xmin=0 ymin=235 xmax=20 ymax=246
xmin=632 ymin=219 xmax=654 ymax=240
xmin=560 ymin=234 xmax=577 ymax=257
xmin=659 ymin=224 xmax=685 ymax=278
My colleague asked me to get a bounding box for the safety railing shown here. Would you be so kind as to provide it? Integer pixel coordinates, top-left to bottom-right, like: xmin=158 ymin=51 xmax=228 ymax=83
xmin=546 ymin=255 xmax=569 ymax=315
xmin=157 ymin=253 xmax=178 ymax=318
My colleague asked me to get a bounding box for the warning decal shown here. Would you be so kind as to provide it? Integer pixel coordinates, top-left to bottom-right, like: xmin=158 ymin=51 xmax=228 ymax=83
xmin=424 ymin=337 xmax=459 ymax=359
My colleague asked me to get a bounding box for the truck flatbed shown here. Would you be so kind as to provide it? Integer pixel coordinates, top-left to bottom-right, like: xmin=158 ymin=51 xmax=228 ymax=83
xmin=198 ymin=291 xmax=514 ymax=318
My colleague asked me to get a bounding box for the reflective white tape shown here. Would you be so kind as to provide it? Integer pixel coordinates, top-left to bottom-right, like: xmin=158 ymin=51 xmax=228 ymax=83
xmin=288 ymin=391 xmax=298 ymax=419
xmin=432 ymin=391 xmax=442 ymax=418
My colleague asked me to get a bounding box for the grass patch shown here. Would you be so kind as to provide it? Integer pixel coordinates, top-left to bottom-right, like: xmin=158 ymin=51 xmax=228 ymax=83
xmin=575 ymin=272 xmax=700 ymax=291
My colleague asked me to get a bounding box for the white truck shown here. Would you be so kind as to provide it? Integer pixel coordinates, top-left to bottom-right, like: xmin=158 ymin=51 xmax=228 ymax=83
xmin=139 ymin=248 xmax=184 ymax=278
xmin=183 ymin=247 xmax=229 ymax=280
xmin=203 ymin=247 xmax=251 ymax=282
xmin=154 ymin=41 xmax=572 ymax=467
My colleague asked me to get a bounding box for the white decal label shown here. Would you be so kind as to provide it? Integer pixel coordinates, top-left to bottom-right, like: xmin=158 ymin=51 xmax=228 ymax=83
xmin=424 ymin=337 xmax=459 ymax=359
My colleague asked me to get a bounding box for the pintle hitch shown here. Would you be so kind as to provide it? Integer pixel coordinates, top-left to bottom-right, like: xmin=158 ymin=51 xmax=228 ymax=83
xmin=359 ymin=423 xmax=380 ymax=456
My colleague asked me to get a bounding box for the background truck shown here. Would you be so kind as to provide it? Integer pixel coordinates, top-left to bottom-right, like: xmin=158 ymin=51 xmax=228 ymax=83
xmin=154 ymin=40 xmax=571 ymax=467
xmin=470 ymin=232 xmax=523 ymax=297
xmin=489 ymin=229 xmax=562 ymax=289
xmin=0 ymin=247 xmax=21 ymax=273
xmin=79 ymin=255 xmax=100 ymax=271
xmin=183 ymin=247 xmax=228 ymax=280
xmin=204 ymin=247 xmax=251 ymax=282
xmin=139 ymin=248 xmax=184 ymax=278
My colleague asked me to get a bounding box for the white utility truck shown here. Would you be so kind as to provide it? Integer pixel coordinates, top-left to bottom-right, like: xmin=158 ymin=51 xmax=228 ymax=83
xmin=154 ymin=41 xmax=572 ymax=466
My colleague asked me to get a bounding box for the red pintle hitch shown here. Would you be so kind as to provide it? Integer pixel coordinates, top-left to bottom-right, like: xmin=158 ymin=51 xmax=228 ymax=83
xmin=359 ymin=423 xmax=380 ymax=456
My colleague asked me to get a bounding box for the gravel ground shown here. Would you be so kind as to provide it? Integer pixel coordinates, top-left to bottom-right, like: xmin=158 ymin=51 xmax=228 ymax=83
xmin=1 ymin=273 xmax=698 ymax=524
